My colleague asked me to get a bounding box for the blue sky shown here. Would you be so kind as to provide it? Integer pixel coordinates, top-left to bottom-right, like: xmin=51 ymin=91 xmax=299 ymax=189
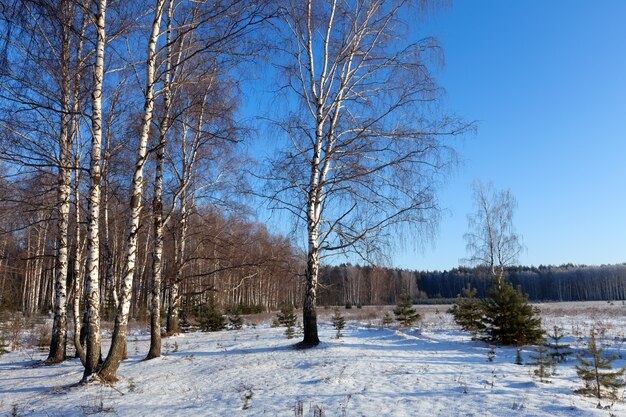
xmin=247 ymin=1 xmax=626 ymax=271
xmin=395 ymin=0 xmax=626 ymax=270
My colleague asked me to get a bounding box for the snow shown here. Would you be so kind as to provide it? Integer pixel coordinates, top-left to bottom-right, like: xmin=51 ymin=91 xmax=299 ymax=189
xmin=2 ymin=303 xmax=626 ymax=416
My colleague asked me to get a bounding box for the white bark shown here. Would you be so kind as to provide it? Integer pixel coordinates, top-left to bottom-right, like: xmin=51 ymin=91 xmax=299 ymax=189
xmin=147 ymin=0 xmax=174 ymax=359
xmin=99 ymin=0 xmax=167 ymax=382
xmin=83 ymin=0 xmax=107 ymax=381
xmin=48 ymin=0 xmax=73 ymax=364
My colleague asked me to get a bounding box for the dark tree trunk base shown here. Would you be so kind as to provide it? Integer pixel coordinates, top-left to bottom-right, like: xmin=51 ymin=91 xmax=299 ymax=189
xmin=295 ymin=340 xmax=320 ymax=350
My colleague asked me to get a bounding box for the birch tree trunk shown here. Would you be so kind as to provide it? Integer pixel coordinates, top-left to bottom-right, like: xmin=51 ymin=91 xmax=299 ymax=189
xmin=147 ymin=0 xmax=173 ymax=360
xmin=98 ymin=0 xmax=166 ymax=382
xmin=72 ymin=162 xmax=86 ymax=364
xmin=71 ymin=13 xmax=88 ymax=366
xmin=48 ymin=0 xmax=74 ymax=365
xmin=102 ymin=107 xmax=118 ymax=317
xmin=83 ymin=0 xmax=107 ymax=381
xmin=166 ymin=187 xmax=187 ymax=336
xmin=166 ymin=108 xmax=200 ymax=335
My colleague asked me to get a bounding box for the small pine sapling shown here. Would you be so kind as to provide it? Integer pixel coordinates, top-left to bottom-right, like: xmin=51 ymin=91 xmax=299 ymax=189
xmin=201 ymin=300 xmax=226 ymax=332
xmin=228 ymin=313 xmax=243 ymax=330
xmin=277 ymin=304 xmax=297 ymax=339
xmin=527 ymin=342 xmax=555 ymax=383
xmin=382 ymin=311 xmax=393 ymax=327
xmin=0 ymin=327 xmax=8 ymax=356
xmin=546 ymin=325 xmax=572 ymax=363
xmin=487 ymin=346 xmax=496 ymax=362
xmin=575 ymin=329 xmax=626 ymax=400
xmin=448 ymin=283 xmax=484 ymax=339
xmin=393 ymin=294 xmax=420 ymax=328
xmin=331 ymin=308 xmax=346 ymax=338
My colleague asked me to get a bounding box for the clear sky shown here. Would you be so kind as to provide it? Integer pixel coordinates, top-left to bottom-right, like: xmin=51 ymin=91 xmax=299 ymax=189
xmin=395 ymin=0 xmax=626 ymax=271
xmin=247 ymin=1 xmax=626 ymax=272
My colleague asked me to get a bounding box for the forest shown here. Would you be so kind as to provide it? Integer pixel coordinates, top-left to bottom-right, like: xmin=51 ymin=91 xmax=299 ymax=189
xmin=317 ymin=263 xmax=626 ymax=306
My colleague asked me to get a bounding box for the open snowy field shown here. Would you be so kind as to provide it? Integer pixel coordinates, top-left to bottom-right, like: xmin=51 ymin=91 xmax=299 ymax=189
xmin=2 ymin=302 xmax=626 ymax=416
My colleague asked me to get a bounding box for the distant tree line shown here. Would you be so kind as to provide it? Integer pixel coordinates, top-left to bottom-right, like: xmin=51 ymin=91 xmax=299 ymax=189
xmin=317 ymin=263 xmax=626 ymax=304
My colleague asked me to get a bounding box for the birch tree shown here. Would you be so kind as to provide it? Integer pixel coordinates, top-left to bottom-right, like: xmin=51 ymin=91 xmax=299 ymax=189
xmin=268 ymin=0 xmax=465 ymax=346
xmin=98 ymin=0 xmax=167 ymax=382
xmin=146 ymin=0 xmax=174 ymax=360
xmin=45 ymin=0 xmax=73 ymax=363
xmin=83 ymin=0 xmax=107 ymax=380
xmin=463 ymin=180 xmax=523 ymax=284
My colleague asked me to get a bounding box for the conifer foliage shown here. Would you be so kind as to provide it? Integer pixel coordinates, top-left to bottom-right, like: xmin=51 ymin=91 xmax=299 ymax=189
xmin=331 ymin=308 xmax=346 ymax=338
xmin=527 ymin=342 xmax=555 ymax=383
xmin=448 ymin=284 xmax=483 ymax=338
xmin=277 ymin=304 xmax=297 ymax=339
xmin=393 ymin=295 xmax=420 ymax=328
xmin=201 ymin=299 xmax=226 ymax=332
xmin=382 ymin=312 xmax=394 ymax=327
xmin=228 ymin=313 xmax=243 ymax=330
xmin=546 ymin=326 xmax=572 ymax=363
xmin=575 ymin=330 xmax=626 ymax=400
xmin=481 ymin=282 xmax=544 ymax=346
xmin=450 ymin=280 xmax=543 ymax=346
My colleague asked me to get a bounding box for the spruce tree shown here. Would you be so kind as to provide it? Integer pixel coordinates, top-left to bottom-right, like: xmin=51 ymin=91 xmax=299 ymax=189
xmin=228 ymin=313 xmax=243 ymax=330
xmin=527 ymin=342 xmax=555 ymax=383
xmin=277 ymin=304 xmax=297 ymax=339
xmin=0 ymin=331 xmax=8 ymax=356
xmin=393 ymin=294 xmax=420 ymax=328
xmin=575 ymin=330 xmax=626 ymax=400
xmin=481 ymin=282 xmax=543 ymax=346
xmin=201 ymin=299 xmax=226 ymax=332
xmin=331 ymin=308 xmax=346 ymax=338
xmin=448 ymin=283 xmax=484 ymax=339
xmin=546 ymin=326 xmax=572 ymax=363
xmin=382 ymin=311 xmax=394 ymax=327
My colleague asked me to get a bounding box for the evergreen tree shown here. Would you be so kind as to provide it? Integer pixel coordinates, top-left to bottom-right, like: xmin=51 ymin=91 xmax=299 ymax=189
xmin=448 ymin=283 xmax=484 ymax=339
xmin=481 ymin=282 xmax=543 ymax=346
xmin=201 ymin=298 xmax=226 ymax=332
xmin=546 ymin=326 xmax=572 ymax=363
xmin=331 ymin=308 xmax=346 ymax=338
xmin=0 ymin=331 xmax=8 ymax=356
xmin=228 ymin=313 xmax=243 ymax=330
xmin=276 ymin=304 xmax=297 ymax=339
xmin=393 ymin=294 xmax=420 ymax=328
xmin=575 ymin=330 xmax=626 ymax=400
xmin=527 ymin=342 xmax=555 ymax=383
xmin=382 ymin=311 xmax=394 ymax=327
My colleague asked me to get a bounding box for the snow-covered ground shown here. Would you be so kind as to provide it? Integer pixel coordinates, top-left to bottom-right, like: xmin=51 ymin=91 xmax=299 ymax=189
xmin=2 ymin=302 xmax=626 ymax=416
